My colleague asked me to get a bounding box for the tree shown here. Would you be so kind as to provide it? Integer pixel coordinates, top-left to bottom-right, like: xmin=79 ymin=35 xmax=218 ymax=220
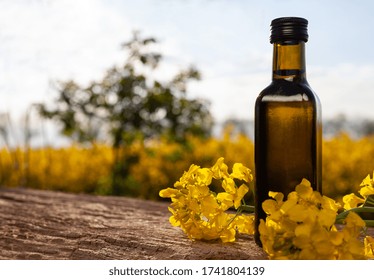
xmin=360 ymin=119 xmax=374 ymax=136
xmin=37 ymin=32 xmax=213 ymax=195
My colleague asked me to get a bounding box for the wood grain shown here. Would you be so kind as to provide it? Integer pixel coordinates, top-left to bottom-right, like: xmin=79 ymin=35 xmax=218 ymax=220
xmin=0 ymin=187 xmax=267 ymax=260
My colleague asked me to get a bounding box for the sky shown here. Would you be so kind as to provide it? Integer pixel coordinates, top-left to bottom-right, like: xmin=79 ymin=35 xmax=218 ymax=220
xmin=1 ymin=0 xmax=374 ymax=144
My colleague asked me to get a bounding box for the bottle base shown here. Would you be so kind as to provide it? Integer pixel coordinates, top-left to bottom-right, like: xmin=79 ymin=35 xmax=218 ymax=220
xmin=254 ymin=233 xmax=262 ymax=247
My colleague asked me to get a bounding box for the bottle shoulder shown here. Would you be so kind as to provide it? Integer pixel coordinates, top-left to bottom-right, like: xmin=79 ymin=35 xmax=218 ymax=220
xmin=257 ymin=79 xmax=319 ymax=103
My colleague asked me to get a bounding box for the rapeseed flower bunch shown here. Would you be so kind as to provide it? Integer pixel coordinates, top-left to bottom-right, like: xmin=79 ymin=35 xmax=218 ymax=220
xmin=159 ymin=157 xmax=255 ymax=242
xmin=342 ymin=172 xmax=374 ymax=213
xmin=160 ymin=158 xmax=374 ymax=259
xmin=259 ymin=179 xmax=370 ymax=259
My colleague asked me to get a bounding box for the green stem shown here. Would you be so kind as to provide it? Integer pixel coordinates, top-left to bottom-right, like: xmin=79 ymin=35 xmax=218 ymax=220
xmin=336 ymin=206 xmax=374 ymax=226
xmin=238 ymin=205 xmax=255 ymax=213
xmin=226 ymin=208 xmax=242 ymax=228
xmin=364 ymin=220 xmax=374 ymax=227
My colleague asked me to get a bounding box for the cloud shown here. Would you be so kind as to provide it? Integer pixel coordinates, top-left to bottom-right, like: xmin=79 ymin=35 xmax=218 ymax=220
xmin=187 ymin=61 xmax=374 ymax=123
xmin=0 ymin=0 xmax=130 ymax=116
xmin=310 ymin=63 xmax=374 ymax=119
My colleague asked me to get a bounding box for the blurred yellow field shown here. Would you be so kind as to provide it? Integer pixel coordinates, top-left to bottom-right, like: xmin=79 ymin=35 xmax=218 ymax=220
xmin=1 ymin=131 xmax=373 ymax=201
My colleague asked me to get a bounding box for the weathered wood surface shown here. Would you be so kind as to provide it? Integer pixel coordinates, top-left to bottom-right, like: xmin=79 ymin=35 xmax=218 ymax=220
xmin=0 ymin=187 xmax=267 ymax=260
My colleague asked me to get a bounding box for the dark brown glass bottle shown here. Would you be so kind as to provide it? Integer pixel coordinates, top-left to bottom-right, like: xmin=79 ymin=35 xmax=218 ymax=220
xmin=254 ymin=17 xmax=322 ymax=245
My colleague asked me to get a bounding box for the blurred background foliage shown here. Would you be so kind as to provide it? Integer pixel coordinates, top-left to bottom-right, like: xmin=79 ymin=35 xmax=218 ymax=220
xmin=1 ymin=33 xmax=374 ymax=202
xmin=1 ymin=130 xmax=374 ymax=202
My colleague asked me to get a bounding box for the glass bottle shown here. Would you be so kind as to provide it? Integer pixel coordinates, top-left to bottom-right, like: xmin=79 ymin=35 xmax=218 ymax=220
xmin=254 ymin=17 xmax=322 ymax=246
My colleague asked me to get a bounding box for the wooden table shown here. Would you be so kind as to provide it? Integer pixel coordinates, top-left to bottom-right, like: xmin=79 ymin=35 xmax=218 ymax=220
xmin=0 ymin=187 xmax=267 ymax=260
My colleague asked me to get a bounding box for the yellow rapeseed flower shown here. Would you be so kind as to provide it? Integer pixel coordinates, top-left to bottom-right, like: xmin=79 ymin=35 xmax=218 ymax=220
xmin=211 ymin=157 xmax=230 ymax=179
xmin=364 ymin=235 xmax=374 ymax=259
xmin=342 ymin=193 xmax=365 ymax=210
xmin=259 ymin=179 xmax=369 ymax=260
xmin=159 ymin=157 xmax=254 ymax=243
xmin=342 ymin=172 xmax=374 ymax=211
xmin=359 ymin=173 xmax=374 ymax=197
xmin=230 ymin=163 xmax=253 ymax=182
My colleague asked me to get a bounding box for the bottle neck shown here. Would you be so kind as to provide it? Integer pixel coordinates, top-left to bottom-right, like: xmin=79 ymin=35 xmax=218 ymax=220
xmin=272 ymin=41 xmax=306 ymax=82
